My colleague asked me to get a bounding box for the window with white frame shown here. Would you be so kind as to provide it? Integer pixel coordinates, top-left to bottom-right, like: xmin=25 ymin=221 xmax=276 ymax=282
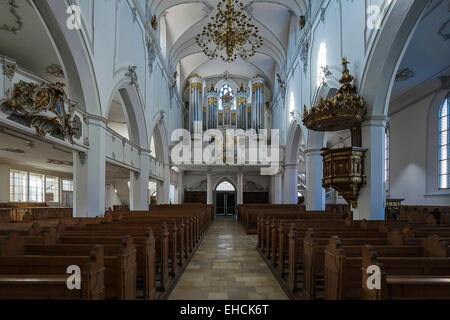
xmin=439 ymin=94 xmax=449 ymax=189
xmin=62 ymin=179 xmax=73 ymax=207
xmin=45 ymin=176 xmax=59 ymax=203
xmin=9 ymin=170 xmax=28 ymax=202
xmin=29 ymin=173 xmax=45 ymax=203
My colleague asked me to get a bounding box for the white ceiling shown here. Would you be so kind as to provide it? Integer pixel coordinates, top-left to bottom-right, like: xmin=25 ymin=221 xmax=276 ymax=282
xmin=0 ymin=128 xmax=73 ymax=175
xmin=0 ymin=0 xmax=65 ymax=84
xmin=155 ymin=0 xmax=308 ymax=93
xmin=390 ymin=0 xmax=450 ymax=104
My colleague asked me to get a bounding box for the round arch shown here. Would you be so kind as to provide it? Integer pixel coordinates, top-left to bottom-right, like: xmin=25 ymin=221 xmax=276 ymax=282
xmin=105 ymin=79 xmax=149 ymax=149
xmin=285 ymin=120 xmax=304 ymax=165
xmin=33 ymin=0 xmax=102 ymax=116
xmin=213 ymin=177 xmax=237 ymax=217
xmin=360 ymin=0 xmax=430 ymax=117
xmin=214 ymin=177 xmax=237 ymax=192
xmin=150 ymin=120 xmax=170 ymax=165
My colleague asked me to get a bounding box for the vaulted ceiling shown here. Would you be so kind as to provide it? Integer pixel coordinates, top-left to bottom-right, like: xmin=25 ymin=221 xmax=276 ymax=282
xmin=0 ymin=0 xmax=65 ymax=84
xmin=151 ymin=0 xmax=308 ymax=92
xmin=390 ymin=0 xmax=449 ymax=106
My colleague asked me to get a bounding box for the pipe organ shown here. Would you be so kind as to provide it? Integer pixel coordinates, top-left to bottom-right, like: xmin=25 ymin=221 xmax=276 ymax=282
xmin=189 ymin=75 xmax=203 ymax=134
xmin=188 ymin=74 xmax=265 ymax=133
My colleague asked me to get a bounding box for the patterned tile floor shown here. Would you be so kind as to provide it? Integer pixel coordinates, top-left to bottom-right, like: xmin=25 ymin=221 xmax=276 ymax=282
xmin=168 ymin=218 xmax=288 ymax=300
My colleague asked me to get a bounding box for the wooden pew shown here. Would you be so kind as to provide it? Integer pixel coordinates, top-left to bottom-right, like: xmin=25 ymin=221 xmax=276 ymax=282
xmin=241 ymin=205 xmax=307 ymax=234
xmin=0 ymin=245 xmax=105 ymax=300
xmin=362 ymin=244 xmax=450 ymax=300
xmin=324 ymin=235 xmax=450 ymax=300
xmin=0 ymin=232 xmax=24 ymax=256
xmin=303 ymin=231 xmax=447 ymax=300
xmin=0 ymin=222 xmax=41 ymax=236
xmin=288 ymin=227 xmax=389 ymax=295
xmin=60 ymin=227 xmax=166 ymax=296
xmin=21 ymin=235 xmax=136 ymax=300
xmin=65 ymin=221 xmax=179 ymax=278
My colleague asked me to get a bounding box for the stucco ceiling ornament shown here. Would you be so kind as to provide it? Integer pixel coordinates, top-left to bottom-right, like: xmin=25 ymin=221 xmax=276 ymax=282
xmin=395 ymin=68 xmax=414 ymax=82
xmin=0 ymin=0 xmax=23 ymax=35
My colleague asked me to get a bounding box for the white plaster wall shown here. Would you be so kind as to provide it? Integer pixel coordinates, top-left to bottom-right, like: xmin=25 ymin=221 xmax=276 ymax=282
xmin=390 ymin=92 xmax=450 ymax=205
xmin=105 ymin=184 xmax=123 ymax=210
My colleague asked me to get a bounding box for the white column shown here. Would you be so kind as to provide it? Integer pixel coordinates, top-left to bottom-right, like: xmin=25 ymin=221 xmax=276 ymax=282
xmin=177 ymin=170 xmax=184 ymax=204
xmin=129 ymin=152 xmax=150 ymax=210
xmin=271 ymin=173 xmax=283 ymax=204
xmin=354 ymin=116 xmax=388 ymax=220
xmin=73 ymin=120 xmax=106 ymax=217
xmin=236 ymin=172 xmax=244 ymax=205
xmin=156 ymin=165 xmax=170 ymax=204
xmin=283 ymin=164 xmax=298 ymax=204
xmin=206 ymin=173 xmax=213 ymax=205
xmin=305 ymin=148 xmax=325 ymax=211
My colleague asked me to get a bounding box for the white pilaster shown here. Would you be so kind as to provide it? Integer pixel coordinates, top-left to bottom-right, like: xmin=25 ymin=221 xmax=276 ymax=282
xmin=73 ymin=120 xmax=106 ymax=217
xmin=283 ymin=164 xmax=298 ymax=204
xmin=354 ymin=116 xmax=388 ymax=220
xmin=129 ymin=152 xmax=150 ymax=210
xmin=177 ymin=170 xmax=184 ymax=204
xmin=271 ymin=173 xmax=283 ymax=204
xmin=305 ymin=148 xmax=325 ymax=211
xmin=236 ymin=172 xmax=244 ymax=205
xmin=157 ymin=164 xmax=170 ymax=204
xmin=206 ymin=173 xmax=213 ymax=205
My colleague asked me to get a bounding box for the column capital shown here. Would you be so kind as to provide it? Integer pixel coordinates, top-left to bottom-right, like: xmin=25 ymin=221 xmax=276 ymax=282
xmin=362 ymin=115 xmax=390 ymax=128
xmin=189 ymin=74 xmax=202 ymax=84
xmin=305 ymin=148 xmax=323 ymax=157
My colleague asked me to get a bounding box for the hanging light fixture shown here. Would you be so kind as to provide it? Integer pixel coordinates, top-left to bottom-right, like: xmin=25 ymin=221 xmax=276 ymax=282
xmin=196 ymin=0 xmax=263 ymax=63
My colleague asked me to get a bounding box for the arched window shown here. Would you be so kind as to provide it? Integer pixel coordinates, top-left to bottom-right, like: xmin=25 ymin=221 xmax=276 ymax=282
xmin=439 ymin=94 xmax=449 ymax=189
xmin=385 ymin=127 xmax=390 ymax=194
xmin=219 ymin=84 xmax=234 ymax=110
xmin=216 ymin=181 xmax=235 ymax=192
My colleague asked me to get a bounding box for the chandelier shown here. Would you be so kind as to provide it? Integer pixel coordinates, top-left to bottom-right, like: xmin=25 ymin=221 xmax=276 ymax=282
xmin=196 ymin=0 xmax=263 ymax=63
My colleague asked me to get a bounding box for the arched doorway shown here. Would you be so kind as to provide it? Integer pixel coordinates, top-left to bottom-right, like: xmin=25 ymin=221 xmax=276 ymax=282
xmin=214 ymin=180 xmax=236 ymax=217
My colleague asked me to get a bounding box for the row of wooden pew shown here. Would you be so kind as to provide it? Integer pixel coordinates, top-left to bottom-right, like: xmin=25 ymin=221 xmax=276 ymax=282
xmin=0 ymin=204 xmax=213 ymax=300
xmin=238 ymin=204 xmax=351 ymax=235
xmin=257 ymin=213 xmax=450 ymax=300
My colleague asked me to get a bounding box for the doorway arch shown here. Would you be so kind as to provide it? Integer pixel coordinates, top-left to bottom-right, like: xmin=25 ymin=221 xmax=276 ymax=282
xmin=214 ymin=179 xmax=237 ymax=217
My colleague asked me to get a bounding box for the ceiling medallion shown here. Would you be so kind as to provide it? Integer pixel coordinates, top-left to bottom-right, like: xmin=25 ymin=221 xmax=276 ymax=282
xmin=196 ymin=0 xmax=263 ymax=63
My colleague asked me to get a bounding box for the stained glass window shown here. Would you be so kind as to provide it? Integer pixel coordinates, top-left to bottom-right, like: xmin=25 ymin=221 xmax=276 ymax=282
xmin=219 ymin=84 xmax=234 ymax=110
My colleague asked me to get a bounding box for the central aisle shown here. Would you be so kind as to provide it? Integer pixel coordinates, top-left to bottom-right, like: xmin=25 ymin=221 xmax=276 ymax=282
xmin=168 ymin=219 xmax=288 ymax=300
